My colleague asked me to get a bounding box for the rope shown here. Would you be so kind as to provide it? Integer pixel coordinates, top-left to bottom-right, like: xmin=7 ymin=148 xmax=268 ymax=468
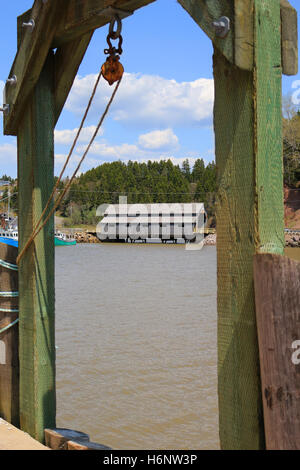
xmin=0 ymin=259 xmax=18 ymax=271
xmin=0 ymin=318 xmax=19 ymax=335
xmin=27 ymin=69 xmax=104 ymax=247
xmin=0 ymin=308 xmax=19 ymax=313
xmin=17 ymin=76 xmax=123 ymax=265
xmin=0 ymin=291 xmax=19 ymax=298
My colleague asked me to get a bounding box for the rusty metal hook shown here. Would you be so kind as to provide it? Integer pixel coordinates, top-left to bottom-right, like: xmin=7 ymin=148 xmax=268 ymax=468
xmin=109 ymin=14 xmax=122 ymax=40
xmin=104 ymin=34 xmax=123 ymax=56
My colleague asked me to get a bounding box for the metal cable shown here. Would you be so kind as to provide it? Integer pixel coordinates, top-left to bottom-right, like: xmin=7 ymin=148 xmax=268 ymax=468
xmin=0 ymin=318 xmax=19 ymax=335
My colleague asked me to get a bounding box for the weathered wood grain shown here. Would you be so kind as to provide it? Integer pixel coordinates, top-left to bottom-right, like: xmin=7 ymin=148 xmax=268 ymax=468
xmin=235 ymin=0 xmax=298 ymax=75
xmin=45 ymin=428 xmax=90 ymax=450
xmin=280 ymin=0 xmax=298 ymax=76
xmin=54 ymin=32 xmax=94 ymax=124
xmin=66 ymin=440 xmax=112 ymax=450
xmin=0 ymin=243 xmax=19 ymax=427
xmin=53 ymin=0 xmax=155 ymax=47
xmin=214 ymin=47 xmax=265 ymax=450
xmin=17 ymin=9 xmax=32 ymax=51
xmin=254 ymin=254 xmax=300 ymax=450
xmin=17 ymin=52 xmax=56 ymax=443
xmin=215 ymin=0 xmax=284 ymax=450
xmin=234 ymin=0 xmax=254 ymax=71
xmin=254 ymin=0 xmax=284 ymax=254
xmin=3 ymin=0 xmax=64 ymax=136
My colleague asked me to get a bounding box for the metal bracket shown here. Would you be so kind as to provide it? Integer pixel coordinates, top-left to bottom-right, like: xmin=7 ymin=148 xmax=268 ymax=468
xmin=0 ymin=105 xmax=10 ymax=116
xmin=212 ymin=16 xmax=230 ymax=38
xmin=22 ymin=19 xmax=35 ymax=32
xmin=100 ymin=7 xmax=133 ymax=22
xmin=6 ymin=75 xmax=17 ymax=86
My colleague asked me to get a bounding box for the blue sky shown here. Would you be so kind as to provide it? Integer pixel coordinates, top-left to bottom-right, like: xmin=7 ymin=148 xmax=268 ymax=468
xmin=0 ymin=0 xmax=299 ymax=177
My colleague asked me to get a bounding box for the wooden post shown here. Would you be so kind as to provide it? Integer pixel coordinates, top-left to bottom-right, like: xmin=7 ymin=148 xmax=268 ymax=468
xmin=214 ymin=0 xmax=284 ymax=449
xmin=0 ymin=242 xmax=19 ymax=426
xmin=254 ymin=254 xmax=300 ymax=450
xmin=17 ymin=51 xmax=56 ymax=442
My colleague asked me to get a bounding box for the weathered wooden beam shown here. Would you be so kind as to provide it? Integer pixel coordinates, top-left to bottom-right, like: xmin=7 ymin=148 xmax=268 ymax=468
xmin=215 ymin=0 xmax=284 ymax=450
xmin=254 ymin=254 xmax=300 ymax=450
xmin=45 ymin=428 xmax=90 ymax=450
xmin=53 ymin=0 xmax=155 ymax=47
xmin=235 ymin=0 xmax=298 ymax=75
xmin=254 ymin=0 xmax=284 ymax=253
xmin=17 ymin=52 xmax=56 ymax=443
xmin=178 ymin=0 xmax=234 ymax=65
xmin=234 ymin=0 xmax=254 ymax=71
xmin=17 ymin=9 xmax=32 ymax=50
xmin=214 ymin=48 xmax=265 ymax=451
xmin=280 ymin=0 xmax=298 ymax=76
xmin=54 ymin=32 xmax=94 ymax=125
xmin=3 ymin=0 xmax=63 ymax=136
xmin=0 ymin=242 xmax=19 ymax=427
xmin=66 ymin=440 xmax=112 ymax=450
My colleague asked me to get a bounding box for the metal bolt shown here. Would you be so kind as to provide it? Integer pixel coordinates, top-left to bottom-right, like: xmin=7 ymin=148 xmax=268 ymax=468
xmin=0 ymin=105 xmax=10 ymax=116
xmin=6 ymin=75 xmax=17 ymax=86
xmin=22 ymin=19 xmax=35 ymax=32
xmin=212 ymin=16 xmax=230 ymax=38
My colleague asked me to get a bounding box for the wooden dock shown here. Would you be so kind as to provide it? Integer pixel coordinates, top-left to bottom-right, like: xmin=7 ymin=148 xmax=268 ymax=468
xmin=0 ymin=418 xmax=48 ymax=450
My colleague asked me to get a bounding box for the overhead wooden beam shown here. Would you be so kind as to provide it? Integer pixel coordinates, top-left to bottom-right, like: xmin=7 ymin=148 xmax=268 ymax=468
xmin=53 ymin=0 xmax=156 ymax=47
xmin=3 ymin=0 xmax=64 ymax=136
xmin=54 ymin=32 xmax=94 ymax=124
xmin=17 ymin=9 xmax=32 ymax=50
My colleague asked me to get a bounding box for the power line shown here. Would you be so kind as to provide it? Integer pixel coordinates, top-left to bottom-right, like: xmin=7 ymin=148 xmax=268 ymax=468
xmin=57 ymin=189 xmax=202 ymax=196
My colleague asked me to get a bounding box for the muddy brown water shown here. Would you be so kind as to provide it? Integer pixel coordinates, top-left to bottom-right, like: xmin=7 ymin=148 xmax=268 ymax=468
xmin=55 ymin=244 xmax=300 ymax=450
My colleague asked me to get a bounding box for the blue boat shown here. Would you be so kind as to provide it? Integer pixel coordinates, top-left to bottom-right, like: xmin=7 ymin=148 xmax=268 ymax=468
xmin=0 ymin=231 xmax=76 ymax=248
xmin=0 ymin=237 xmax=18 ymax=248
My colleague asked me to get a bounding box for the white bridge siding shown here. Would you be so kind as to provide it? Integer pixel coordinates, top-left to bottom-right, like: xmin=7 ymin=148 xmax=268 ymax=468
xmin=98 ymin=203 xmax=206 ymax=242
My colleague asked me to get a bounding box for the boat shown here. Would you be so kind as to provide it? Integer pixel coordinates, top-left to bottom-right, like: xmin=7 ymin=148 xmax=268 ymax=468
xmin=0 ymin=226 xmax=76 ymax=247
xmin=0 ymin=179 xmax=75 ymax=247
xmin=54 ymin=231 xmax=77 ymax=246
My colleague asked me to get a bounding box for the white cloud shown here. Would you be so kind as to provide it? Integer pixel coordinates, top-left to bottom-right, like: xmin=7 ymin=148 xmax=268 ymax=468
xmin=66 ymin=72 xmax=214 ymax=128
xmin=138 ymin=128 xmax=178 ymax=150
xmin=55 ymin=125 xmax=103 ymax=145
xmin=0 ymin=142 xmax=17 ymax=162
xmin=0 ymin=142 xmax=17 ymax=177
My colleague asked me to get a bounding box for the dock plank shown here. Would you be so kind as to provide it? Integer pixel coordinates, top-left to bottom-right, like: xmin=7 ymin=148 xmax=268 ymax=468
xmin=0 ymin=418 xmax=49 ymax=450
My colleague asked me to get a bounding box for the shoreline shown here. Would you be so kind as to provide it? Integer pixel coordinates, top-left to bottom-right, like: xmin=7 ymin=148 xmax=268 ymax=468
xmin=72 ymin=231 xmax=300 ymax=248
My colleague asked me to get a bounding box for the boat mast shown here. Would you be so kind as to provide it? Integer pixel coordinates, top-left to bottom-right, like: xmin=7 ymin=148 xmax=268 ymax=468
xmin=0 ymin=180 xmax=12 ymax=229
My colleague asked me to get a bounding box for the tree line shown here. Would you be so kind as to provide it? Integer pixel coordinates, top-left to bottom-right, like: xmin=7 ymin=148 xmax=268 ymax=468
xmin=1 ymin=95 xmax=299 ymax=228
xmin=58 ymin=159 xmax=217 ymax=227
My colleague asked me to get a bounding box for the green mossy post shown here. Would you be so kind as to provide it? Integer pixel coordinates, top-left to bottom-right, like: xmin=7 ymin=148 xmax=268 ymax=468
xmin=17 ymin=52 xmax=56 ymax=442
xmin=214 ymin=0 xmax=284 ymax=449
